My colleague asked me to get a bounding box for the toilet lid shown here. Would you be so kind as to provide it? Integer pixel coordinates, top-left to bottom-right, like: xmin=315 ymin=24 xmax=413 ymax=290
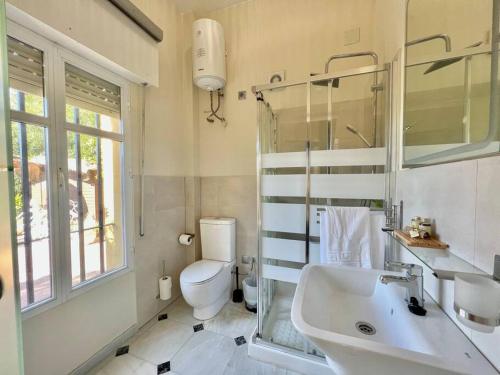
xmin=181 ymin=260 xmax=224 ymax=284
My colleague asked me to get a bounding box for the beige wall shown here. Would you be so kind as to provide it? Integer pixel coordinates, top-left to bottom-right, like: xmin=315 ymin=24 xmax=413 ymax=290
xmin=128 ymin=1 xmax=200 ymax=325
xmin=200 ymin=175 xmax=257 ymax=272
xmin=7 ymin=0 xmax=159 ymax=85
xmin=22 ymin=272 xmax=137 ymax=375
xmin=406 ymin=0 xmax=492 ymax=61
xmin=132 ymin=0 xmax=195 ymax=177
xmin=193 ymin=0 xmax=404 ymax=271
xmin=193 ymin=0 xmax=381 ymax=177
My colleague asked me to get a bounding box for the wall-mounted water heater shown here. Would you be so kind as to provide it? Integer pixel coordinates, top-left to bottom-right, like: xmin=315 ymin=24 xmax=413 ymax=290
xmin=192 ymin=18 xmax=226 ymax=91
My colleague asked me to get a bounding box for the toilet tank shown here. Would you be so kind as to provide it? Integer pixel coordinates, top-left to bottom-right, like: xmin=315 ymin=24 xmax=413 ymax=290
xmin=200 ymin=217 xmax=235 ymax=262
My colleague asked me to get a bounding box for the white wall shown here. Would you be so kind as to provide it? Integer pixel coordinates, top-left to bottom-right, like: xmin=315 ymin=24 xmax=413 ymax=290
xmin=22 ymin=272 xmax=137 ymax=375
xmin=396 ymin=155 xmax=500 ymax=371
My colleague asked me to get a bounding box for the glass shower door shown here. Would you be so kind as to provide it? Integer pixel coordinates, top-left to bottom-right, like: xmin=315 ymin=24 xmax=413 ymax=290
xmin=257 ymin=83 xmax=310 ymax=353
xmin=256 ymin=63 xmax=391 ymax=359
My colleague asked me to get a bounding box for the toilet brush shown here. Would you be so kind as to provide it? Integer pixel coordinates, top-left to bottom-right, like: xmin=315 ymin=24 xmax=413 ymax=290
xmin=232 ymin=266 xmax=243 ymax=303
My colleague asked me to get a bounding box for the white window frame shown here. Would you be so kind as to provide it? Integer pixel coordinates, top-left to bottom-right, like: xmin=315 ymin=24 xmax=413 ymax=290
xmin=7 ymin=21 xmax=134 ymax=320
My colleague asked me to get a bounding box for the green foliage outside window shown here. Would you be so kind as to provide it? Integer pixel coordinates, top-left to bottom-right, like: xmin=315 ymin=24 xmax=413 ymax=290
xmin=10 ymin=90 xmax=99 ymax=215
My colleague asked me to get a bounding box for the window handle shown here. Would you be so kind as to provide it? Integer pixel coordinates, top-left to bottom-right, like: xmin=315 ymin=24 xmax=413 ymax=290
xmin=58 ymin=167 xmax=66 ymax=191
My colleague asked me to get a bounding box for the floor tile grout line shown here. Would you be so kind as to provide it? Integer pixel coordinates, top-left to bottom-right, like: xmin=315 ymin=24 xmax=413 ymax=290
xmin=105 ymin=300 xmax=257 ymax=374
xmin=124 ymin=351 xmax=158 ymax=368
xmin=167 ymin=326 xmax=208 ymax=367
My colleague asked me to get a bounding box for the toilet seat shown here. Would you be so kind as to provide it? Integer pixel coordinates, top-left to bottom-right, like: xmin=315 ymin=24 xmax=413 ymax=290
xmin=180 ymin=259 xmax=224 ymax=285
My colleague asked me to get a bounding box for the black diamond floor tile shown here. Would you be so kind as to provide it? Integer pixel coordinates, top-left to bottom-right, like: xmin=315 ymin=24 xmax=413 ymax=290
xmin=193 ymin=323 xmax=204 ymax=332
xmin=234 ymin=336 xmax=247 ymax=346
xmin=115 ymin=345 xmax=129 ymax=357
xmin=158 ymin=313 xmax=168 ymax=321
xmin=157 ymin=361 xmax=170 ymax=374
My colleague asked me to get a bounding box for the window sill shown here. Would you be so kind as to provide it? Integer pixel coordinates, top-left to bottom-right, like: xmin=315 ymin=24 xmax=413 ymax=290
xmin=67 ymin=265 xmax=132 ymax=301
xmin=22 ymin=266 xmax=133 ymax=321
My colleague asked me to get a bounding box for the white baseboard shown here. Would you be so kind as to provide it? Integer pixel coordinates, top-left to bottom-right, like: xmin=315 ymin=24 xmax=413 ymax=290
xmin=70 ymin=324 xmax=138 ymax=375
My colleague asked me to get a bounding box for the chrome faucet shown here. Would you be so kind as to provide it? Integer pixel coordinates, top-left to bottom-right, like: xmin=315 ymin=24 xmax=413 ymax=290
xmin=380 ymin=261 xmax=426 ymax=315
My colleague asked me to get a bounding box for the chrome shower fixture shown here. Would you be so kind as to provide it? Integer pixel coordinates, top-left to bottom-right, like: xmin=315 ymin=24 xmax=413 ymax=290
xmin=346 ymin=125 xmax=373 ymax=148
xmin=424 ymin=41 xmax=483 ymax=74
xmin=406 ymin=34 xmax=452 ymax=52
xmin=310 ymin=51 xmax=379 ymax=87
xmin=324 ymin=51 xmax=379 ymax=73
xmin=405 ymin=34 xmax=482 ymax=74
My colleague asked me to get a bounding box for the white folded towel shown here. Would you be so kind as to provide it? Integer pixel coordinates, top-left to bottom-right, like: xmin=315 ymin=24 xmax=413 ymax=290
xmin=319 ymin=206 xmax=372 ymax=268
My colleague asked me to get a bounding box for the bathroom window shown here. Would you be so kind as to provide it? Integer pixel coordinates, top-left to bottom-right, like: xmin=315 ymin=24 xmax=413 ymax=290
xmin=7 ymin=26 xmax=131 ymax=314
xmin=64 ymin=64 xmax=125 ymax=287
xmin=8 ymin=36 xmax=53 ymax=309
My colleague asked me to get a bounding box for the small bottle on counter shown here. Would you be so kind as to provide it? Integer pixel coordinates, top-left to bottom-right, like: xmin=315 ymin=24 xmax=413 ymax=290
xmin=419 ymin=221 xmax=432 ymax=238
xmin=410 ymin=216 xmax=422 ymax=230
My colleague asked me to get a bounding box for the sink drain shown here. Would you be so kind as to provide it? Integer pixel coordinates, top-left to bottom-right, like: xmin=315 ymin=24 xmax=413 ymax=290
xmin=355 ymin=321 xmax=376 ymax=335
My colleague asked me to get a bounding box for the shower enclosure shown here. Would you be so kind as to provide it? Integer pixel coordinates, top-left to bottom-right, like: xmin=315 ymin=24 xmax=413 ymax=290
xmin=254 ymin=62 xmax=391 ymax=360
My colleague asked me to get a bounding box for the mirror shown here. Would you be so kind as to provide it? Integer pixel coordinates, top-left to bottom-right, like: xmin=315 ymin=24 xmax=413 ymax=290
xmin=403 ymin=0 xmax=500 ymax=167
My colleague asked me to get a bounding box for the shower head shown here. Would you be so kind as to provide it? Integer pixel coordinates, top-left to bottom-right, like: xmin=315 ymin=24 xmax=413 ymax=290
xmin=424 ymin=57 xmax=463 ymax=74
xmin=423 ymin=41 xmax=483 ymax=75
xmin=346 ymin=125 xmax=373 ymax=148
xmin=310 ymin=73 xmax=340 ymax=88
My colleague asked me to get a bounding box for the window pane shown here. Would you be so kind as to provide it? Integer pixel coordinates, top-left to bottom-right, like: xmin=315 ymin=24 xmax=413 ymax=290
xmin=67 ymin=131 xmax=124 ymax=286
xmin=11 ymin=122 xmax=52 ymax=308
xmin=65 ymin=63 xmax=121 ymax=133
xmin=8 ymin=37 xmax=46 ymax=117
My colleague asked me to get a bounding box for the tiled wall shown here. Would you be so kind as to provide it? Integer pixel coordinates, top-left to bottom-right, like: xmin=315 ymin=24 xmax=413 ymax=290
xmin=133 ymin=174 xmax=256 ymax=326
xmin=396 ymin=155 xmax=500 ymax=370
xmin=134 ymin=175 xmax=190 ymax=326
xmin=200 ymin=175 xmax=258 ymax=276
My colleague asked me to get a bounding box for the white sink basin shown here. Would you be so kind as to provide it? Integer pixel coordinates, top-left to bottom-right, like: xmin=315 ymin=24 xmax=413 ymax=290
xmin=291 ymin=264 xmax=497 ymax=375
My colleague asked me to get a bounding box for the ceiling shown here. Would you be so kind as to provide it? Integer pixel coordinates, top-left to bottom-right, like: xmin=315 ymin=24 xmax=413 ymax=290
xmin=175 ymin=0 xmax=247 ymax=13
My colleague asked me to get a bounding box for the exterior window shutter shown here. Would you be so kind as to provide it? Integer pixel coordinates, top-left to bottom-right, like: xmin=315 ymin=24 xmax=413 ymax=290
xmin=65 ymin=63 xmax=121 ymax=118
xmin=7 ymin=36 xmax=44 ymax=96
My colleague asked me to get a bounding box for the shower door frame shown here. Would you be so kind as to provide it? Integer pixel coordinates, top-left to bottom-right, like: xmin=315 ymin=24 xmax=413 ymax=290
xmin=254 ymin=62 xmax=392 ymax=351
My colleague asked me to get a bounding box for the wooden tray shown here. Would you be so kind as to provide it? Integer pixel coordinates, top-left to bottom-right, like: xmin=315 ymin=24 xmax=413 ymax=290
xmin=394 ymin=230 xmax=449 ymax=250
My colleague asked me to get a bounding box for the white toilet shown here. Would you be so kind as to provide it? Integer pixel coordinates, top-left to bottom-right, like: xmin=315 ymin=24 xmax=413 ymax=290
xmin=180 ymin=217 xmax=236 ymax=320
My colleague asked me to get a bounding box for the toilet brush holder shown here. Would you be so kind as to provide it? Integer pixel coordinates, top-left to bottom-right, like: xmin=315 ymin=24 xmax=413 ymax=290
xmin=232 ymin=266 xmax=243 ymax=303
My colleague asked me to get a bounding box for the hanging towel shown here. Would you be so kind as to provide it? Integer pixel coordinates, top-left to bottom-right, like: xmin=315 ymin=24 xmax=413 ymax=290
xmin=319 ymin=206 xmax=372 ymax=268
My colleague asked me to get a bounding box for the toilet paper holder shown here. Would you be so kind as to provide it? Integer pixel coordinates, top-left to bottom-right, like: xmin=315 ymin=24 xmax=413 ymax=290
xmin=178 ymin=233 xmax=195 ymax=245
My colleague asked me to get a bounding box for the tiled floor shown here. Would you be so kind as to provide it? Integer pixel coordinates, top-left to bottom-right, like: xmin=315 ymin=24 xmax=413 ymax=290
xmin=93 ymin=297 xmax=301 ymax=375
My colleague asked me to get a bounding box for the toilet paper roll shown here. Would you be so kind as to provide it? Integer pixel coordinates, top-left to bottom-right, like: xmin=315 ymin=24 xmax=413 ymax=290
xmin=159 ymin=276 xmax=172 ymax=300
xmin=178 ymin=234 xmax=193 ymax=246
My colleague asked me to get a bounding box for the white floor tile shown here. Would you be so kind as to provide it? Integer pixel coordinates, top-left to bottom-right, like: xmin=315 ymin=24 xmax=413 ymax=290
xmin=171 ymin=330 xmax=236 ymax=375
xmin=165 ymin=297 xmax=203 ymax=326
xmin=223 ymin=345 xmax=288 ymax=375
xmin=204 ymin=303 xmax=257 ymax=341
xmin=94 ymin=354 xmax=157 ymax=375
xmin=94 ymin=298 xmax=292 ymax=375
xmin=129 ymin=318 xmax=193 ymax=364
